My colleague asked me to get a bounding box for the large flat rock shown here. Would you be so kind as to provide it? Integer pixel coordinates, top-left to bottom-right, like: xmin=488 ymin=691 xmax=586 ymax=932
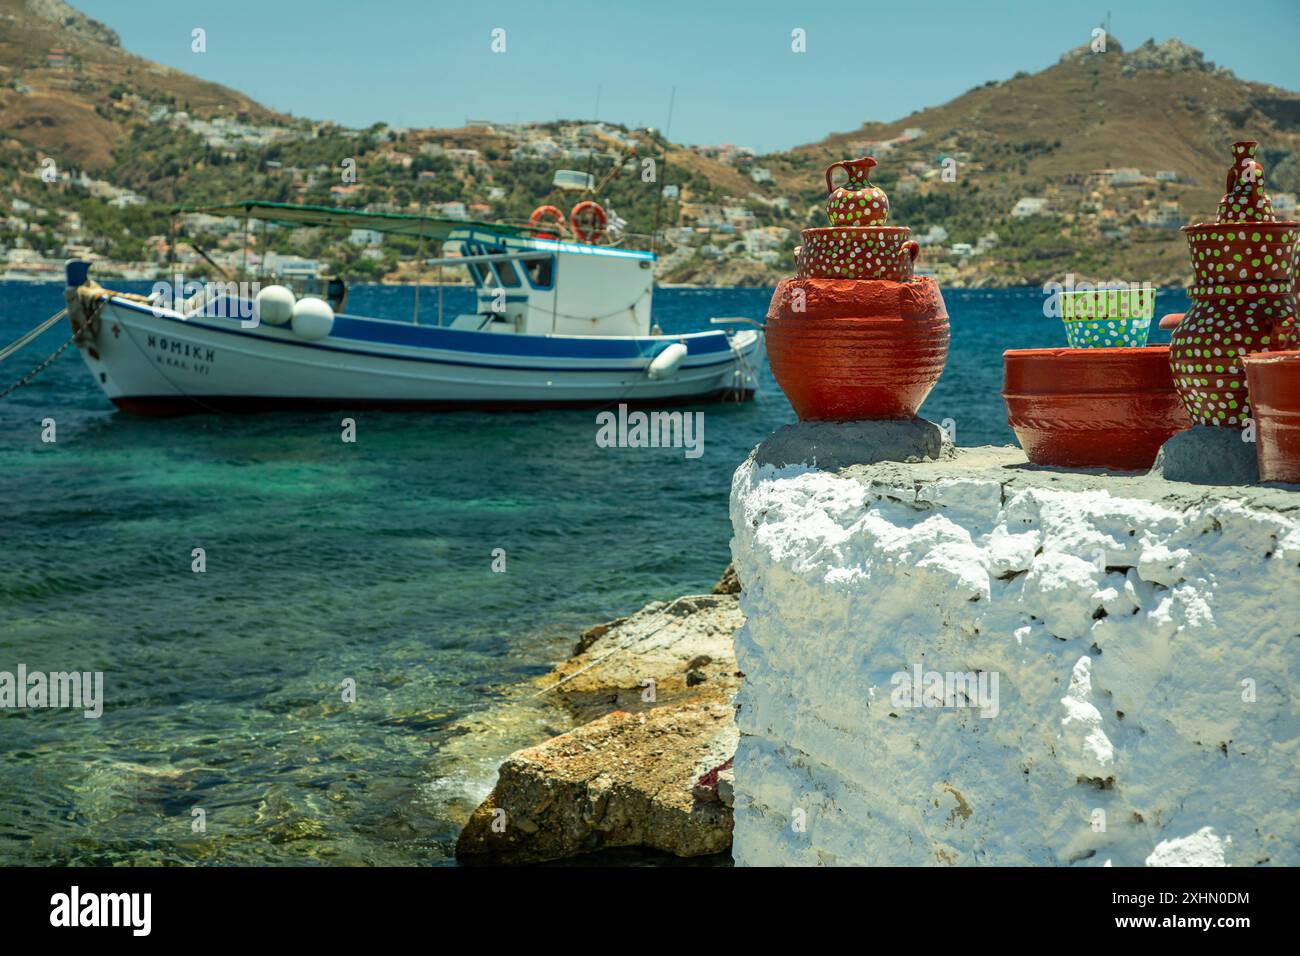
xmin=454 ymin=589 xmax=743 ymax=864
xmin=456 ymin=700 xmax=737 ymax=863
xmin=547 ymin=593 xmax=743 ymax=722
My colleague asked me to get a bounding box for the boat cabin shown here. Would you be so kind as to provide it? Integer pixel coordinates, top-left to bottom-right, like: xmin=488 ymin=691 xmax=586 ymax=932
xmin=443 ymin=226 xmax=654 ymax=337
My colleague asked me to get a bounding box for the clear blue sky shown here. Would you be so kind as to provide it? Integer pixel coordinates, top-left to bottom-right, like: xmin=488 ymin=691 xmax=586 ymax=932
xmin=77 ymin=0 xmax=1300 ymax=151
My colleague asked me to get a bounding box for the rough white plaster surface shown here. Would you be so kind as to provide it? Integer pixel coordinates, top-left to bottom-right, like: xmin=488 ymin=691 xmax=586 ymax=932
xmin=729 ymin=443 xmax=1300 ymax=866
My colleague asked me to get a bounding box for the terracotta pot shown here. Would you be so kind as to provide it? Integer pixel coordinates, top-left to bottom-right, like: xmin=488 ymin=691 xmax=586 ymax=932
xmin=797 ymin=226 xmax=919 ymax=281
xmin=1003 ymin=346 xmax=1192 ymax=470
xmin=766 ymin=277 xmax=949 ymax=420
xmin=1244 ymin=350 xmax=1300 ymax=483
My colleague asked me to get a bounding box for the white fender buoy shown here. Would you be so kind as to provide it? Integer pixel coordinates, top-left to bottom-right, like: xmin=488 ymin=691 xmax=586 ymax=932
xmin=647 ymin=342 xmax=688 ymax=380
xmin=291 ymin=297 xmax=334 ymax=340
xmin=256 ymin=285 xmax=296 ymax=326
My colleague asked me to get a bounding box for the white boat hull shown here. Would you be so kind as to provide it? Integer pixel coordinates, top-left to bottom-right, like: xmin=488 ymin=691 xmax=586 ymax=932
xmin=72 ymin=292 xmax=764 ymax=416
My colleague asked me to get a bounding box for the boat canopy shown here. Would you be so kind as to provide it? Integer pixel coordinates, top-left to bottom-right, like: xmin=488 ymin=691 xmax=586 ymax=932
xmin=172 ymin=200 xmax=534 ymax=241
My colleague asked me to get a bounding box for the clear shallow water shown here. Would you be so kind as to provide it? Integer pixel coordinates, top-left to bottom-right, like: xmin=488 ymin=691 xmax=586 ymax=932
xmin=0 ymin=281 xmax=1183 ymax=865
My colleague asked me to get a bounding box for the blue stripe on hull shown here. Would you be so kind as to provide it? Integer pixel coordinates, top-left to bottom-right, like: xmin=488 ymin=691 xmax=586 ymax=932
xmin=106 ymin=298 xmax=749 ymax=373
xmin=204 ymin=295 xmax=732 ymax=358
xmin=326 ymin=313 xmax=730 ymax=358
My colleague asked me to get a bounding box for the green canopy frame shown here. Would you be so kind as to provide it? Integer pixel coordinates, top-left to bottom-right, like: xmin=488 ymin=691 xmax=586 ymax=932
xmin=172 ymin=200 xmax=531 ymax=241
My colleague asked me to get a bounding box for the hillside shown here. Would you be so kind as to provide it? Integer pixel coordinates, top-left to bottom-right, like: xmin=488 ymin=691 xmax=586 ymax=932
xmin=0 ymin=0 xmax=277 ymax=166
xmin=759 ymin=36 xmax=1300 ymax=286
xmin=1 ymin=0 xmax=1298 ymax=288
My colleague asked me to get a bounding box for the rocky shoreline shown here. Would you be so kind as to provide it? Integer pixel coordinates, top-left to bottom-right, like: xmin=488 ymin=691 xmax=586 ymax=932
xmin=454 ymin=568 xmax=743 ymax=864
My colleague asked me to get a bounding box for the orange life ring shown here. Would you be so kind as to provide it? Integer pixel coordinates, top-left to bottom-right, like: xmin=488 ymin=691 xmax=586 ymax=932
xmin=570 ymin=201 xmax=607 ymax=244
xmin=528 ymin=205 xmax=566 ymax=238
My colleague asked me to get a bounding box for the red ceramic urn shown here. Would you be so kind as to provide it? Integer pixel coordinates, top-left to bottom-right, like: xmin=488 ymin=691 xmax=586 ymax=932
xmin=1243 ymin=350 xmax=1300 ymax=483
xmin=766 ymin=157 xmax=949 ymax=421
xmin=768 ymin=278 xmax=949 ymax=420
xmin=1003 ymin=347 xmax=1191 ymax=470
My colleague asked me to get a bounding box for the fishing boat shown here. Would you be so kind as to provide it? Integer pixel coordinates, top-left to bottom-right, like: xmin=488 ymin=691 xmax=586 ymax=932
xmin=57 ymin=201 xmax=764 ymax=415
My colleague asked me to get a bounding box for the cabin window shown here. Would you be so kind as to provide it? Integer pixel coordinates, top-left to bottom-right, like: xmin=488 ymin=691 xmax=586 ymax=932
xmin=490 ymin=257 xmax=521 ymax=287
xmin=524 ymin=255 xmax=554 ymax=290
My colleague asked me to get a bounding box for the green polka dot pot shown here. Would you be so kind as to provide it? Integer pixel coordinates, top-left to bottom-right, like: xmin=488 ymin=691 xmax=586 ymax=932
xmin=1170 ymin=140 xmax=1300 ymax=427
xmin=796 ymin=226 xmax=919 ymax=281
xmin=825 ymin=157 xmax=889 ymax=226
xmin=1063 ymin=315 xmax=1153 ymax=349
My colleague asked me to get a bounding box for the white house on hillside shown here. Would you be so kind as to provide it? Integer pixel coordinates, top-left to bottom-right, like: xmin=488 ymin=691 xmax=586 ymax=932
xmin=1011 ymin=197 xmax=1048 ymax=218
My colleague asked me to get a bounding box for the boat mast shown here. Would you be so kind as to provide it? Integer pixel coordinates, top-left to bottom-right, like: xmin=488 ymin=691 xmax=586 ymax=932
xmin=413 ymin=220 xmax=426 ymax=325
xmin=650 ymin=86 xmax=675 ymax=258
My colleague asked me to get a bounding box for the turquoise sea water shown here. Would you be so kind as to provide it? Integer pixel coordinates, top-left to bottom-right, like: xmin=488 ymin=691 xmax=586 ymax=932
xmin=0 ymin=282 xmax=1184 ymax=865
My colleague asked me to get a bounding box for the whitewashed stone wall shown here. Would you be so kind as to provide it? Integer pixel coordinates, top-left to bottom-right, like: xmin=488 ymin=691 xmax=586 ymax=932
xmin=729 ymin=443 xmax=1299 ymax=866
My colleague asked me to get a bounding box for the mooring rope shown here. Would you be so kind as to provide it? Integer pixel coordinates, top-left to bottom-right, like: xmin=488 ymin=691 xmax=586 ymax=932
xmin=0 ymin=308 xmax=67 ymax=363
xmin=0 ymin=333 xmax=77 ymax=400
xmin=725 ymin=330 xmax=761 ymax=404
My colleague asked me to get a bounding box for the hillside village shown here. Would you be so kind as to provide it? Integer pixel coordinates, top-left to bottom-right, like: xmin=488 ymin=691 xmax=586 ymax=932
xmin=2 ymin=0 xmax=1299 ymax=288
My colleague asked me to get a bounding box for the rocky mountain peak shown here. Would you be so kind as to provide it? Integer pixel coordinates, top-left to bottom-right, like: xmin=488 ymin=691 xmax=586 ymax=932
xmin=24 ymin=0 xmax=120 ymax=47
xmin=1059 ymin=35 xmax=1235 ymax=78
xmin=1123 ymin=38 xmax=1233 ymax=77
xmin=1058 ymin=33 xmax=1125 ymax=63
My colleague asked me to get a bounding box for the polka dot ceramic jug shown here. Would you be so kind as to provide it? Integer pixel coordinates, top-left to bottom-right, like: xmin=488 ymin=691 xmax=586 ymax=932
xmin=826 ymin=157 xmax=889 ymax=226
xmin=1169 ymin=141 xmax=1299 ymax=428
xmin=1217 ymin=141 xmax=1276 ymax=224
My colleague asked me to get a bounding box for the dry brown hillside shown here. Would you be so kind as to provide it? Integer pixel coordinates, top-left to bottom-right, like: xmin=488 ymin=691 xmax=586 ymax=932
xmin=751 ymin=37 xmax=1300 ymax=285
xmin=780 ymin=37 xmax=1300 ymax=206
xmin=0 ymin=0 xmax=283 ymax=170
